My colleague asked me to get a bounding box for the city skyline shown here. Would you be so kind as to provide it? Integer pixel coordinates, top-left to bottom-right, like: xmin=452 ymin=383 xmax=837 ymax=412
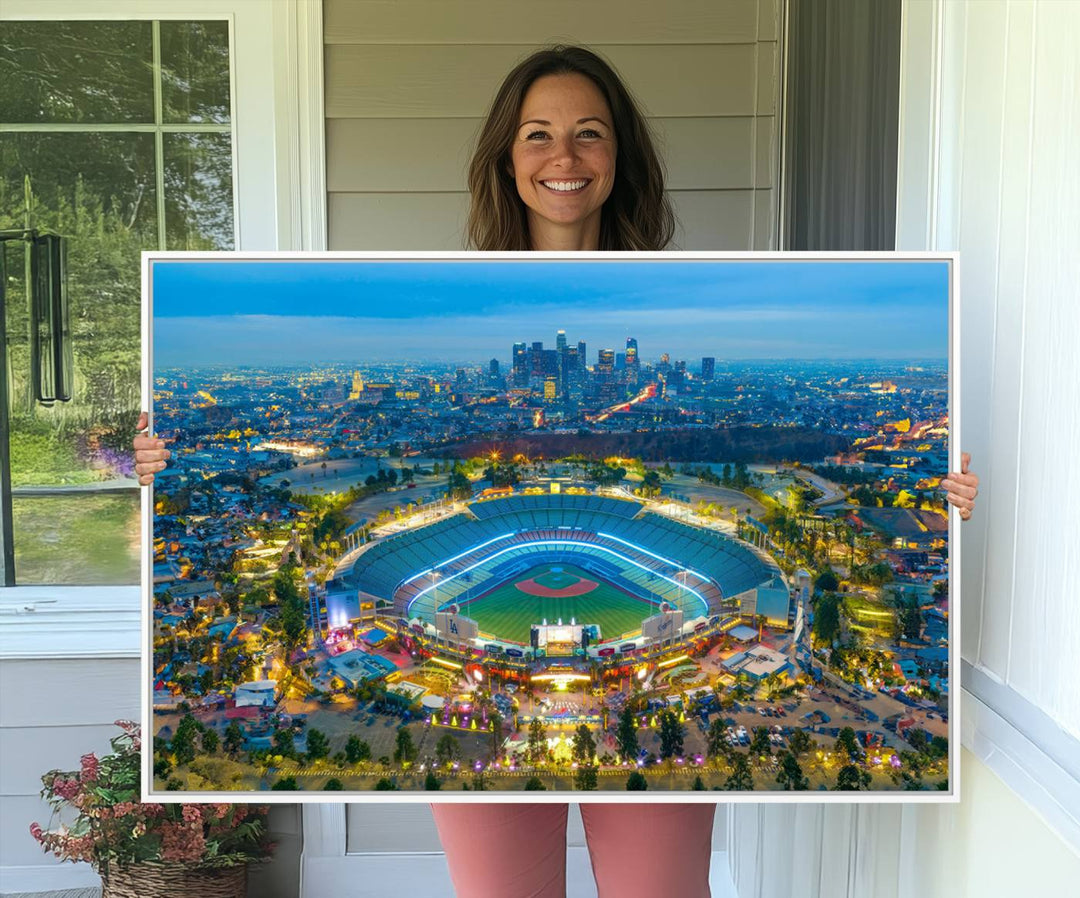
xmin=152 ymin=259 xmax=950 ymax=366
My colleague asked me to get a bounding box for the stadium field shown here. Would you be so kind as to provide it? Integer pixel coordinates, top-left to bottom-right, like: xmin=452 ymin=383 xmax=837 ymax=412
xmin=458 ymin=563 xmax=657 ymax=644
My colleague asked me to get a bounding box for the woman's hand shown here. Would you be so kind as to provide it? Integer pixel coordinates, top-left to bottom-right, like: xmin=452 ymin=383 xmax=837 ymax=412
xmin=941 ymin=451 xmax=978 ymax=521
xmin=133 ymin=411 xmax=170 ymax=486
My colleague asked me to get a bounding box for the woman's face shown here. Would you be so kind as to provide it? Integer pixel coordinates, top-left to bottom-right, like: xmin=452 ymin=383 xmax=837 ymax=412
xmin=509 ymin=73 xmax=617 ymax=245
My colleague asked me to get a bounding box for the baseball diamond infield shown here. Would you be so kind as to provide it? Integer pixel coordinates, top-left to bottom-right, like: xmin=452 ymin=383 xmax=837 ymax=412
xmin=453 ymin=563 xmax=659 ymax=644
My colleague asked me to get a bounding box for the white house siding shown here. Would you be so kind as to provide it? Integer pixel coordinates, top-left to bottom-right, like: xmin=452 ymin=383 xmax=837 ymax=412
xmin=727 ymin=749 xmax=1080 ymax=898
xmin=323 ymin=0 xmax=782 ymax=250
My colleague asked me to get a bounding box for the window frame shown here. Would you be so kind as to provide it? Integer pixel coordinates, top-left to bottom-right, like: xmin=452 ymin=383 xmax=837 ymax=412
xmin=0 ymin=0 xmax=326 ymax=658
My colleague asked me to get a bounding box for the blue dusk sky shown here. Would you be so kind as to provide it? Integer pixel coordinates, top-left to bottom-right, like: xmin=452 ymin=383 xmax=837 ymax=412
xmin=151 ymin=258 xmax=949 ymax=367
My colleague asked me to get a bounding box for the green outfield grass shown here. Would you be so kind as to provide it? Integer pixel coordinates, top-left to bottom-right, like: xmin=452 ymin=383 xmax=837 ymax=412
xmin=460 ymin=563 xmax=657 ymax=644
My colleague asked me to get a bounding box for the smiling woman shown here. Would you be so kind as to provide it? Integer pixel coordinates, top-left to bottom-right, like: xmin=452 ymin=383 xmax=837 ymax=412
xmin=508 ymin=73 xmax=617 ymax=250
xmin=466 ymin=45 xmax=674 ymax=252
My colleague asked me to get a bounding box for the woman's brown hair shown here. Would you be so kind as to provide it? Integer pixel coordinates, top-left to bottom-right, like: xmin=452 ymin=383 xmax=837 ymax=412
xmin=467 ymin=45 xmax=675 ymax=251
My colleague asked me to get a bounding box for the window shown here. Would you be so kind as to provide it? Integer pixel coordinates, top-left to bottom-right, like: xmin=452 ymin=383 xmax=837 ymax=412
xmin=0 ymin=19 xmax=235 ymax=584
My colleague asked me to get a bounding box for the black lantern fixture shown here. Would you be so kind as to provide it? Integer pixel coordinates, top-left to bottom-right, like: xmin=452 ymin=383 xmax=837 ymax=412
xmin=1 ymin=229 xmax=73 ymax=406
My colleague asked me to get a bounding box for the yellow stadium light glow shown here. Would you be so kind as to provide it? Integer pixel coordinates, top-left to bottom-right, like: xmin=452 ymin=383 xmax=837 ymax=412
xmin=430 ymin=657 xmax=463 ymax=670
xmin=658 ymin=655 xmax=691 ymax=668
xmin=531 ymin=673 xmax=591 ymax=683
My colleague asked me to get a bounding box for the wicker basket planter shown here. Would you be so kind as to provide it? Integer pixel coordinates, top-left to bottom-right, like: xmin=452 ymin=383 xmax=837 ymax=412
xmin=101 ymin=862 xmax=247 ymax=898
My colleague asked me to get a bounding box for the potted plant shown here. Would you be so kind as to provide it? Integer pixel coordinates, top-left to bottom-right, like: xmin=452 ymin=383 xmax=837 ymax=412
xmin=30 ymin=720 xmax=273 ymax=898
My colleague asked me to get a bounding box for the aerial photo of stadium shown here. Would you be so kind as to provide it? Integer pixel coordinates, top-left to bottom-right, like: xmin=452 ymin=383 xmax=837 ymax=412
xmin=149 ymin=256 xmax=954 ymax=796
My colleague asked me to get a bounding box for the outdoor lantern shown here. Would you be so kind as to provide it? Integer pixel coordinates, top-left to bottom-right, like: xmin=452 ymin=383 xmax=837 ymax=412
xmin=30 ymin=234 xmax=73 ymax=404
xmin=0 ymin=230 xmax=73 ymax=408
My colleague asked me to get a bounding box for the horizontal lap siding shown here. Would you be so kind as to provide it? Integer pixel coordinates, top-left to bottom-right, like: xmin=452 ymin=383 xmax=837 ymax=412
xmin=325 ymin=0 xmax=781 ymax=251
xmin=324 ymin=0 xmax=762 ymax=45
xmin=325 ymin=45 xmax=760 ymax=119
xmin=0 ymin=658 xmax=140 ymax=869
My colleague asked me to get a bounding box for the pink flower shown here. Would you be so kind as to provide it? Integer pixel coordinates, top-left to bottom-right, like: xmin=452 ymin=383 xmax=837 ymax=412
xmin=181 ymin=805 xmax=202 ymax=824
xmin=80 ymin=753 xmax=100 ymax=782
xmin=29 ymin=822 xmax=43 ymax=842
xmin=52 ymin=777 xmax=80 ymax=801
xmin=160 ymin=821 xmax=206 ymax=863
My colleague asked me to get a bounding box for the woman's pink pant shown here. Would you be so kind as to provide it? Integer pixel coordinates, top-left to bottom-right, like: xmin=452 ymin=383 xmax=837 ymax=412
xmin=431 ymin=802 xmax=716 ymax=898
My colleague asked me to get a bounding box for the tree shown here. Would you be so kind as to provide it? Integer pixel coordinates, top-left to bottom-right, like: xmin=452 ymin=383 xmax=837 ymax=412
xmin=446 ymin=469 xmax=472 ymax=500
xmin=835 ymin=726 xmax=860 ymax=760
xmin=523 ymin=775 xmax=547 ymax=791
xmin=306 ymin=728 xmax=330 ymax=761
xmin=224 ymin=721 xmax=244 ymax=757
xmin=272 ymin=776 xmax=299 ymax=790
xmin=813 ymin=592 xmax=842 ymax=647
xmin=706 ymin=719 xmax=731 ymax=763
xmin=907 ymin=728 xmax=929 ymax=753
xmin=658 ymin=710 xmax=685 ymax=760
xmin=626 ymin=771 xmax=648 ymax=790
xmin=901 ymin=592 xmax=923 ymax=640
xmin=775 ymin=751 xmax=809 ymax=790
xmin=272 ymin=727 xmax=298 ymax=760
xmin=571 ymin=724 xmax=597 ymax=766
xmin=639 ymin=469 xmax=662 ymax=497
xmin=692 ymin=774 xmax=706 ymax=791
xmin=198 ymin=669 xmax=215 ymax=695
xmin=435 ymin=733 xmax=461 ymax=767
xmin=171 ymin=714 xmax=201 ymax=766
xmin=201 ymin=728 xmax=219 ymax=754
xmin=574 ymin=765 xmax=598 ymax=791
xmin=527 ymin=718 xmax=548 ymax=763
xmin=345 ymin=735 xmax=371 ymax=764
xmin=393 ymin=727 xmax=417 ymax=766
xmin=374 ymin=778 xmax=398 ymax=790
xmin=834 ymin=764 xmax=871 ymax=791
xmin=814 ymin=569 xmax=839 ymax=593
xmin=323 ymin=778 xmax=343 ymax=791
xmin=616 ymin=706 xmax=640 ymax=761
xmin=723 ymin=754 xmax=754 ymax=791
xmin=787 ymin=729 xmax=814 ymax=759
xmin=488 ymin=710 xmax=504 ymax=757
xmin=749 ymin=726 xmax=772 ymax=759
xmin=424 ymin=771 xmax=442 ymax=791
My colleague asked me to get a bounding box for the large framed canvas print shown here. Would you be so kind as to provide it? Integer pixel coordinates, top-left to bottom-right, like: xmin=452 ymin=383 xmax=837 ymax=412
xmin=141 ymin=251 xmax=959 ymax=802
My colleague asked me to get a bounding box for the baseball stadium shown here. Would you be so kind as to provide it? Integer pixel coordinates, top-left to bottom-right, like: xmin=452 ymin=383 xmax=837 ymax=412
xmin=326 ymin=490 xmax=783 ymax=668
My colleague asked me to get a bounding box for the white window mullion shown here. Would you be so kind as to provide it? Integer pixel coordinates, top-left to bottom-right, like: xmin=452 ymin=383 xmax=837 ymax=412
xmin=152 ymin=19 xmax=168 ymax=251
